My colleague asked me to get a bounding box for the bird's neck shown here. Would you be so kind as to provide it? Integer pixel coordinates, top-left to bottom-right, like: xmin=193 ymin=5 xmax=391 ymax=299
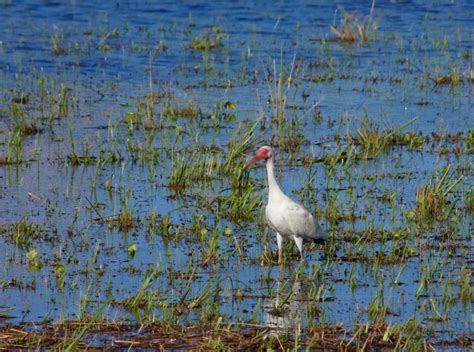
xmin=266 ymin=156 xmax=284 ymax=200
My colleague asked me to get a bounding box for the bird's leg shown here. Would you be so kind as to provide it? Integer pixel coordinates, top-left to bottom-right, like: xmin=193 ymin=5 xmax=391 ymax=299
xmin=276 ymin=232 xmax=284 ymax=264
xmin=293 ymin=236 xmax=304 ymax=261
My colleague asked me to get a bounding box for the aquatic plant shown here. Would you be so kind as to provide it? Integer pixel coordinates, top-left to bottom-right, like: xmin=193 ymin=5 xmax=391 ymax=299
xmin=7 ymin=218 xmax=46 ymax=249
xmin=186 ymin=26 xmax=226 ymax=52
xmin=354 ymin=118 xmax=417 ymax=158
xmin=50 ymin=32 xmax=66 ymax=55
xmin=415 ymin=165 xmax=463 ymax=222
xmin=330 ymin=4 xmax=377 ymax=44
xmin=0 ymin=2 xmax=472 ymax=350
xmin=3 ymin=130 xmax=23 ymax=164
xmin=8 ymin=103 xmax=40 ymax=136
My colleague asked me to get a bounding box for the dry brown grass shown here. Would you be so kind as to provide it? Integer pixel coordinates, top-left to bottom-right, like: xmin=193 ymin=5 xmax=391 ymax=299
xmin=0 ymin=320 xmax=450 ymax=351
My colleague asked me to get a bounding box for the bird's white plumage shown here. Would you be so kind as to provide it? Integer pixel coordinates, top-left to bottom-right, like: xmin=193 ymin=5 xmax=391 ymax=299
xmin=247 ymin=145 xmax=326 ymax=262
xmin=266 ymin=179 xmax=326 ymax=242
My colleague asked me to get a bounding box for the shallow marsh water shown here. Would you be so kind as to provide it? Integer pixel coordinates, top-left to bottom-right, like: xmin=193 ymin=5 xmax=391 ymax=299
xmin=0 ymin=0 xmax=473 ymax=349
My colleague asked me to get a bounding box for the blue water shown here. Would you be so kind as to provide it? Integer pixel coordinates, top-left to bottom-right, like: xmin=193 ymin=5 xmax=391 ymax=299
xmin=0 ymin=0 xmax=472 ymax=347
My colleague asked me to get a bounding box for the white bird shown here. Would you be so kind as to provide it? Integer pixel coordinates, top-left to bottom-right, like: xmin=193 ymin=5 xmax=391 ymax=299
xmin=245 ymin=146 xmax=327 ymax=264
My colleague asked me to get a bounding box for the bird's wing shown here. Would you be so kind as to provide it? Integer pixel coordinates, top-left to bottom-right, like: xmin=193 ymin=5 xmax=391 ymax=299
xmin=281 ymin=201 xmax=327 ymax=241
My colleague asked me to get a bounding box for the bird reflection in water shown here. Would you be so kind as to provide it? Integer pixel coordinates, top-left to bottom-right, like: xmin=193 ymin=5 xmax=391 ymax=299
xmin=262 ymin=269 xmax=304 ymax=336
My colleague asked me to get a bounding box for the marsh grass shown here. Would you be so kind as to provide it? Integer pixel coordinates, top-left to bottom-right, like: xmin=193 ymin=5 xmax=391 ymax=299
xmin=66 ymin=124 xmax=96 ymax=166
xmin=432 ymin=67 xmax=462 ymax=86
xmin=8 ymin=103 xmax=40 ymax=136
xmin=354 ymin=118 xmax=417 ymax=159
xmin=415 ymin=165 xmax=463 ymax=222
xmin=330 ymin=15 xmax=375 ymax=43
xmin=51 ymin=33 xmax=67 ymax=55
xmin=323 ymin=144 xmax=358 ymax=168
xmin=465 ymin=187 xmax=474 ymax=214
xmin=0 ymin=5 xmax=472 ymax=351
xmin=388 ymin=318 xmax=427 ymax=351
xmin=124 ymin=266 xmax=160 ymax=311
xmin=465 ymin=130 xmax=474 ymax=153
xmin=217 ymin=187 xmax=261 ymax=222
xmin=367 ymin=291 xmax=388 ymax=325
xmin=1 ymin=218 xmax=46 ymax=249
xmin=168 ymin=118 xmax=259 ymax=195
xmin=261 ymin=57 xmax=324 ymax=155
xmin=457 ymin=266 xmax=472 ymax=303
xmin=355 ymin=124 xmax=388 ymax=157
xmin=275 ymin=118 xmax=305 ymax=152
xmin=186 ymin=26 xmax=226 ymax=52
xmin=168 ymin=149 xmax=218 ymax=190
xmin=264 ymin=57 xmax=296 ymax=124
xmin=0 ymin=315 xmax=440 ymax=351
xmin=163 ymin=100 xmax=200 ymax=121
xmin=1 ymin=130 xmax=23 ymax=164
xmin=57 ymin=84 xmax=69 ymax=117
xmin=329 ymin=4 xmax=377 ymax=44
xmin=117 ymin=206 xmax=134 ymax=231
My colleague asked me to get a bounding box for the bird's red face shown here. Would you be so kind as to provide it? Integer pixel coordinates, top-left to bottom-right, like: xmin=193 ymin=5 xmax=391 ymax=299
xmin=244 ymin=146 xmax=271 ymax=169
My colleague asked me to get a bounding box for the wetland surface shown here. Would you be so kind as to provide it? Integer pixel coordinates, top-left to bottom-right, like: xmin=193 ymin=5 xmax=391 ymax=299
xmin=0 ymin=0 xmax=473 ymax=350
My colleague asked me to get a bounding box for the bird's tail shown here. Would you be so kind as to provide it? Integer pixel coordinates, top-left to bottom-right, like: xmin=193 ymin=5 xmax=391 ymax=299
xmin=313 ymin=238 xmax=326 ymax=244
